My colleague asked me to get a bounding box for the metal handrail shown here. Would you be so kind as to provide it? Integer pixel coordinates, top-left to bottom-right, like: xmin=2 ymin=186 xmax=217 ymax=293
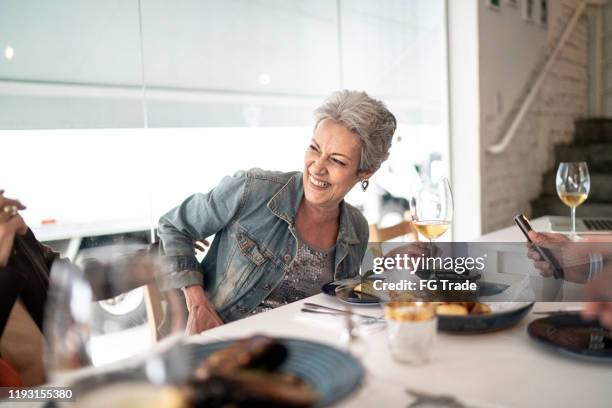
xmin=487 ymin=0 xmax=590 ymax=155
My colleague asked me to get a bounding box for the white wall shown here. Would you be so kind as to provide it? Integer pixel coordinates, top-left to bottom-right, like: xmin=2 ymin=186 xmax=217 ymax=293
xmin=478 ymin=0 xmax=589 ymax=232
xmin=448 ymin=0 xmax=481 ymax=240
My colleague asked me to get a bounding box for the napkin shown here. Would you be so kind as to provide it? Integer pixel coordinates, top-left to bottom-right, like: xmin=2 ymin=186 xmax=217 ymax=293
xmin=294 ymin=311 xmax=385 ymax=333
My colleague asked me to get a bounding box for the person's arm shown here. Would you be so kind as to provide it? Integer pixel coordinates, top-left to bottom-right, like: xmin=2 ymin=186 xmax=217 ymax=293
xmin=0 ymin=216 xmax=27 ymax=268
xmin=182 ymin=284 xmax=224 ymax=334
xmin=526 ymin=231 xmax=592 ymax=283
xmin=0 ymin=215 xmax=27 ymax=337
xmin=0 ymin=190 xmax=27 ymax=267
xmin=158 ymin=171 xmax=248 ymax=288
xmin=158 ymin=171 xmax=248 ymax=334
xmin=580 ymin=235 xmax=612 ymax=265
xmin=582 ymin=264 xmax=612 ymax=329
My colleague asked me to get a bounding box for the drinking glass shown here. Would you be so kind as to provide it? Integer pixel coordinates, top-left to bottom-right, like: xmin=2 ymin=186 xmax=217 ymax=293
xmin=556 ymin=162 xmax=590 ymax=239
xmin=383 ymin=301 xmax=437 ymax=365
xmin=44 ymin=244 xmax=189 ymax=386
xmin=411 ymin=177 xmax=453 ymax=250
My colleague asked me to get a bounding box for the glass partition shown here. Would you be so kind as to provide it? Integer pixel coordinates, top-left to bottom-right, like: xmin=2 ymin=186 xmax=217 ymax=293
xmin=138 ymin=0 xmax=449 ymax=227
xmin=1 ymin=0 xmax=449 ymax=370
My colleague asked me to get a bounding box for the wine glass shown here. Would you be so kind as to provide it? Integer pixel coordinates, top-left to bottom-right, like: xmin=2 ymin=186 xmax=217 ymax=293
xmin=411 ymin=177 xmax=453 ymax=247
xmin=556 ymin=162 xmax=590 ymax=239
xmin=44 ymin=243 xmax=189 ymax=388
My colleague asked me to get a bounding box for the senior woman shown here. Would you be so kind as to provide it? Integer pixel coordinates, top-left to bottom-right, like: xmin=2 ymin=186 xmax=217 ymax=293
xmin=158 ymin=90 xmax=396 ymax=335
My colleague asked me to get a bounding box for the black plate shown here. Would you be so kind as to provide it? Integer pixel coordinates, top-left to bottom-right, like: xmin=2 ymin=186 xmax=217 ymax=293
xmin=528 ymin=313 xmax=612 ymax=362
xmin=415 ymin=268 xmax=482 ymax=281
xmin=438 ymin=302 xmax=534 ymax=333
xmin=69 ymin=338 xmax=363 ymax=406
xmin=321 ymin=281 xmax=379 ymax=304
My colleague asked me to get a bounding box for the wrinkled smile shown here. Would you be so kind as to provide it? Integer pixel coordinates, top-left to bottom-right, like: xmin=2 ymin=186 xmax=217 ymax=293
xmin=309 ymin=174 xmax=331 ymax=188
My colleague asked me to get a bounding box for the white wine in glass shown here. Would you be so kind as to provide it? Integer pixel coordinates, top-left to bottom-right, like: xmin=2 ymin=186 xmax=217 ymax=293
xmin=556 ymin=162 xmax=590 ymax=239
xmin=411 ymin=177 xmax=453 ymax=246
xmin=558 ymin=192 xmax=588 ymax=208
xmin=413 ymin=220 xmax=450 ymax=241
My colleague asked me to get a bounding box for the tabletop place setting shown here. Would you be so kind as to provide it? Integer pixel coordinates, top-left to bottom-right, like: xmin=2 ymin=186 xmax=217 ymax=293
xmin=2 ymin=169 xmax=611 ymax=408
xmin=6 ymin=1 xmax=612 ymax=406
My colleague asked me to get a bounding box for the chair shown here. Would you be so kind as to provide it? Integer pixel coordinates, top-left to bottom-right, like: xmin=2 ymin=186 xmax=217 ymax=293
xmin=143 ymin=283 xmax=166 ymax=343
xmin=369 ymin=219 xmax=418 ymax=242
xmin=83 ymin=241 xmax=173 ymax=344
xmin=368 ymin=216 xmax=418 ymax=258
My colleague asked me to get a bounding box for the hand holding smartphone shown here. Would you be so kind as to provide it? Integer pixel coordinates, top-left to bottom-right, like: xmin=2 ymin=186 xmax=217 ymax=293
xmin=514 ymin=214 xmax=565 ymax=280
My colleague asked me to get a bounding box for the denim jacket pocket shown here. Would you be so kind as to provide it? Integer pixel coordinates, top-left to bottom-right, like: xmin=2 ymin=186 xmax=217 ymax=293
xmin=215 ymin=230 xmax=269 ymax=310
xmin=236 ymin=231 xmax=267 ymax=266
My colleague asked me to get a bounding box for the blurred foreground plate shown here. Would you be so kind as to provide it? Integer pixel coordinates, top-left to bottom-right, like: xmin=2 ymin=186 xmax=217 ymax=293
xmin=177 ymin=338 xmax=363 ymax=407
xmin=438 ymin=302 xmax=534 ymax=333
xmin=528 ymin=313 xmax=612 ymax=362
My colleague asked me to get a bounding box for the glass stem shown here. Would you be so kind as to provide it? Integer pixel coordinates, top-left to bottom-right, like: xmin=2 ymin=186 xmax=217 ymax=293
xmin=428 ymin=239 xmax=435 ymax=277
xmin=571 ymin=206 xmax=576 ymax=239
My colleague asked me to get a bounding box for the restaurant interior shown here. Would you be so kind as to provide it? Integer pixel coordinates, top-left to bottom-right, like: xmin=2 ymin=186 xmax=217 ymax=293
xmin=0 ymin=0 xmax=611 ymax=407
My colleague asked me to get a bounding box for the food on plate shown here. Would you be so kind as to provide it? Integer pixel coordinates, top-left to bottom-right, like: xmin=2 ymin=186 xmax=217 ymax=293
xmin=187 ymin=370 xmax=318 ymax=408
xmin=193 ymin=335 xmax=287 ymax=378
xmin=388 ymin=290 xmax=416 ymax=301
xmin=434 ymin=302 xmax=492 ymax=316
xmin=470 ymin=302 xmax=493 ymax=315
xmin=435 ymin=303 xmax=469 ymax=316
xmin=353 ymin=281 xmax=378 ymax=297
xmin=185 ymin=335 xmax=319 ymax=408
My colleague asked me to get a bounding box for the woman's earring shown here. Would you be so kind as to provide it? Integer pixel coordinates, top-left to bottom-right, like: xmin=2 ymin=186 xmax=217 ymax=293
xmin=361 ymin=179 xmax=369 ymax=192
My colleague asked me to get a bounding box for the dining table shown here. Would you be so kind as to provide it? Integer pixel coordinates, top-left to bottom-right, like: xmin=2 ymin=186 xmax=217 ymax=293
xmin=185 ymin=216 xmax=611 ymax=408
xmin=3 ymin=217 xmax=611 ymax=408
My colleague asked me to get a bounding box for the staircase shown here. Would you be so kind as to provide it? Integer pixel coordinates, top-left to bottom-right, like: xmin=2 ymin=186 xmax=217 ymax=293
xmin=531 ymin=118 xmax=612 ymax=217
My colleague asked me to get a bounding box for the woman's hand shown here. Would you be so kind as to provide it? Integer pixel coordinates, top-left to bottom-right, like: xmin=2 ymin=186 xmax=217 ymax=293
xmin=0 ymin=191 xmax=28 ymax=267
xmin=182 ymin=285 xmax=224 ymax=335
xmin=0 ymin=215 xmax=27 ymax=267
xmin=526 ymin=231 xmax=589 ymax=283
xmin=0 ymin=190 xmax=26 ymax=224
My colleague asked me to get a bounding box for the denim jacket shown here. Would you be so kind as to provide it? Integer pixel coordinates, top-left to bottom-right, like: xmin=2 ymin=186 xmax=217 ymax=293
xmin=158 ymin=169 xmax=369 ymax=322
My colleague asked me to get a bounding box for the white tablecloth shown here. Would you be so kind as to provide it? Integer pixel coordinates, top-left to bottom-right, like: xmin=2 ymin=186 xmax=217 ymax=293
xmin=188 ymin=217 xmax=611 ymax=408
xmin=190 ymin=294 xmax=610 ymax=408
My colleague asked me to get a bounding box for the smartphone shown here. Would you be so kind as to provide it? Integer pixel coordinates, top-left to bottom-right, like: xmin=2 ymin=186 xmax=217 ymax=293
xmin=513 ymin=214 xmax=564 ymax=280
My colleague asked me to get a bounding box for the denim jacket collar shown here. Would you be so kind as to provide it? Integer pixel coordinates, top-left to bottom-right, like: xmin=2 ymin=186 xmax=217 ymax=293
xmin=266 ymin=172 xmax=361 ymax=245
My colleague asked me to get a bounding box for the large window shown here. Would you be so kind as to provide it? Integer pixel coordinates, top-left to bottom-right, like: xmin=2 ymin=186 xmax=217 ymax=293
xmin=0 ymin=0 xmax=449 ymax=367
xmin=1 ymin=0 xmax=448 ymax=240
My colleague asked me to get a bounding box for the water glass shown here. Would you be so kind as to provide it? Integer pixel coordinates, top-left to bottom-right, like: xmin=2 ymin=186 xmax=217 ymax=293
xmin=383 ymin=301 xmax=437 ymax=365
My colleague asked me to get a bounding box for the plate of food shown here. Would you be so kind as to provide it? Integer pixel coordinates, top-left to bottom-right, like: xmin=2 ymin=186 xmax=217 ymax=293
xmin=436 ymin=301 xmax=534 ymax=333
xmin=527 ymin=313 xmax=612 ymax=362
xmin=321 ymin=279 xmax=381 ymax=305
xmin=168 ymin=335 xmax=363 ymax=407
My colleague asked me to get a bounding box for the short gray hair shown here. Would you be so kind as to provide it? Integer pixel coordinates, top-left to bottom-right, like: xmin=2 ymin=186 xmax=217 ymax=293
xmin=314 ymin=90 xmax=396 ymax=173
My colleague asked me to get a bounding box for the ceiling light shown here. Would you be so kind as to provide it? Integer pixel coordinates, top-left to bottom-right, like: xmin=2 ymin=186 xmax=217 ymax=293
xmin=258 ymin=73 xmax=271 ymax=85
xmin=4 ymin=46 xmax=14 ymax=60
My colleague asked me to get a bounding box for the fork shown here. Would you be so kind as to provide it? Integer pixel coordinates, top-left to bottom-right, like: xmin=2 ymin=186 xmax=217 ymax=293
xmin=303 ymin=302 xmax=383 ymax=321
xmin=300 ymin=308 xmax=385 ymax=325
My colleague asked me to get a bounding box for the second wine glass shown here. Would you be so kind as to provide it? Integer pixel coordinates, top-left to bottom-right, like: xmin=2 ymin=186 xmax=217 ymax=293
xmin=556 ymin=161 xmax=590 ymax=239
xmin=411 ymin=177 xmax=453 ymax=246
